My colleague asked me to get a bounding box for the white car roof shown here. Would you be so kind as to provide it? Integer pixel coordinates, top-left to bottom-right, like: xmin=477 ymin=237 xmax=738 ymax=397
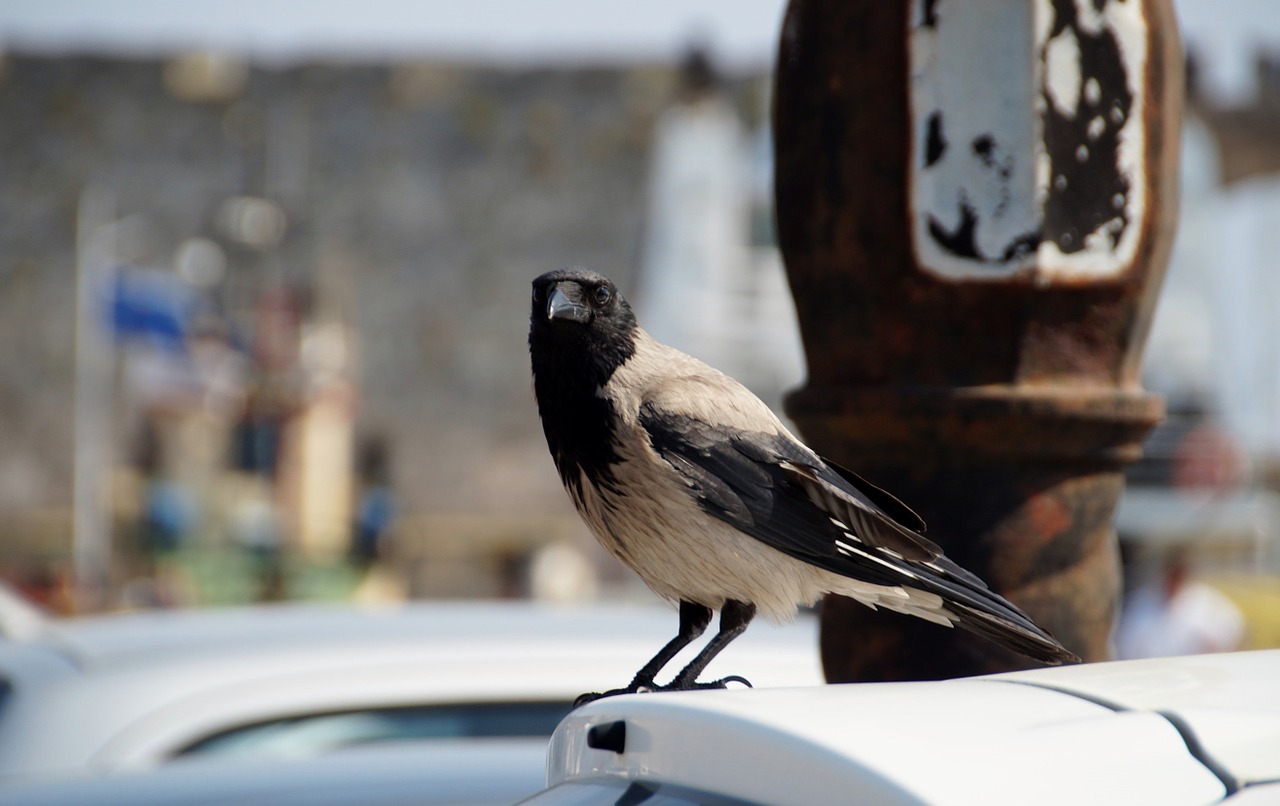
xmin=0 ymin=601 xmax=821 ymax=782
xmin=31 ymin=600 xmax=815 ymax=672
xmin=545 ymin=650 xmax=1280 ymax=806
xmin=991 ymin=650 xmax=1280 ymax=789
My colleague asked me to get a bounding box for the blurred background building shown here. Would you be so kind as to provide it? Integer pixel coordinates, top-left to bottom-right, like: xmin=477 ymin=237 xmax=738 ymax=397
xmin=0 ymin=0 xmax=1276 ymax=653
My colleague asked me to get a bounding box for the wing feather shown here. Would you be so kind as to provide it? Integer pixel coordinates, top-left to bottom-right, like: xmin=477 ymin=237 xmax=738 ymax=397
xmin=639 ymin=402 xmax=930 ymax=589
xmin=638 ymin=401 xmax=1078 ymax=665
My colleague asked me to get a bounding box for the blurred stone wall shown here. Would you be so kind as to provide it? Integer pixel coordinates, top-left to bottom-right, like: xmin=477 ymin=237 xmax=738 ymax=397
xmin=0 ymin=52 xmax=766 ymax=560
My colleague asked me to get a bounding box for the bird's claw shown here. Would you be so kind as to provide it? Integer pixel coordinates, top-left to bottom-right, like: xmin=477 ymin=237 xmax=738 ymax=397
xmin=573 ymin=689 xmax=619 ymax=707
xmin=574 ymin=682 xmax=651 ymax=708
xmin=574 ymin=674 xmax=752 ymax=707
xmin=665 ymin=674 xmax=753 ymax=692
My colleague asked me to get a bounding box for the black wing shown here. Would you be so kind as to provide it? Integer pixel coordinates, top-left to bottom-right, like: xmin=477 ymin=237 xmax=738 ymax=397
xmin=639 ymin=403 xmax=1077 ymax=664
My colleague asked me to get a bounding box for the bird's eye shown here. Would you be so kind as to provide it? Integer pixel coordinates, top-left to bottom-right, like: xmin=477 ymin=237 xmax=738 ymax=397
xmin=594 ymin=285 xmax=613 ymax=306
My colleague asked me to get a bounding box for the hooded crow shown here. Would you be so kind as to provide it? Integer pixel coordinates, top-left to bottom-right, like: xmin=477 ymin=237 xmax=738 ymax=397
xmin=529 ymin=268 xmax=1078 ymax=704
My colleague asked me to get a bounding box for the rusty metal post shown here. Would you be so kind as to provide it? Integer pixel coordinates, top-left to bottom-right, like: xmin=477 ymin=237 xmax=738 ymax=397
xmin=773 ymin=0 xmax=1182 ymax=680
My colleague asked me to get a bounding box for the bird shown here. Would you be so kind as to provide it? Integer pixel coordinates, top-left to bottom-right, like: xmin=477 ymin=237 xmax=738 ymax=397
xmin=528 ymin=267 xmax=1078 ymax=705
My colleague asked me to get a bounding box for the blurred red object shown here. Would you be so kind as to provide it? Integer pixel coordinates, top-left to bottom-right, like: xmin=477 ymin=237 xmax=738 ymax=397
xmin=1172 ymin=424 xmax=1245 ymax=490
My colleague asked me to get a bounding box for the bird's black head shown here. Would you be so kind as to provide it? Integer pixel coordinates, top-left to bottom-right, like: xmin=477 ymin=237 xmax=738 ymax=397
xmin=529 ymin=268 xmax=638 ymax=387
xmin=529 ymin=268 xmax=638 ymax=495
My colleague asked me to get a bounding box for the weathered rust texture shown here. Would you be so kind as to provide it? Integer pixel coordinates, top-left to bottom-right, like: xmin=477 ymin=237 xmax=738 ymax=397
xmin=773 ymin=0 xmax=1182 ymax=680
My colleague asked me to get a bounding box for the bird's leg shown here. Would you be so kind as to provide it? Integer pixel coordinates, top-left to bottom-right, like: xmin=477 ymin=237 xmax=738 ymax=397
xmin=574 ymin=601 xmax=711 ymax=707
xmin=660 ymin=600 xmax=757 ymax=692
xmin=628 ymin=600 xmax=713 ymax=690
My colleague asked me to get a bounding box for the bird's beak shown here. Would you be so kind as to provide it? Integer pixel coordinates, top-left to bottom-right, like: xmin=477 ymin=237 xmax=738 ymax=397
xmin=547 ymin=285 xmax=591 ymax=323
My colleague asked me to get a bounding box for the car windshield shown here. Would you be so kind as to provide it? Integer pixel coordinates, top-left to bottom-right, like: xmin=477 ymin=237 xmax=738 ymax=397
xmin=178 ymin=700 xmax=574 ymax=759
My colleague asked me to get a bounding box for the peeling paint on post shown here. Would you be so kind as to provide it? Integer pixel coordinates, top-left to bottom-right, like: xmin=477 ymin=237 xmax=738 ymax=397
xmin=773 ymin=0 xmax=1182 ymax=681
xmin=910 ymin=0 xmax=1149 ymax=282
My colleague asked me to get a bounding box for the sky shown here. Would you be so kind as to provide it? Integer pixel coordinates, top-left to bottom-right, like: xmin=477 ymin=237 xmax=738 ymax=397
xmin=0 ymin=1 xmax=1277 ymax=102
xmin=0 ymin=0 xmax=791 ymax=69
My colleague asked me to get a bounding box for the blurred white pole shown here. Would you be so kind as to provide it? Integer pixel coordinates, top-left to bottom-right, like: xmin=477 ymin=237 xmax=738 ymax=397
xmin=73 ymin=185 xmax=115 ymax=611
xmin=634 ymin=91 xmax=749 ymax=372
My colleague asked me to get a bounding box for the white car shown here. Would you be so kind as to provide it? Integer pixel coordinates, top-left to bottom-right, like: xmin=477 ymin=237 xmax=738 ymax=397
xmin=529 ymin=649 xmax=1280 ymax=806
xmin=0 ymin=599 xmax=821 ymax=788
xmin=0 ymin=740 xmax=547 ymax=806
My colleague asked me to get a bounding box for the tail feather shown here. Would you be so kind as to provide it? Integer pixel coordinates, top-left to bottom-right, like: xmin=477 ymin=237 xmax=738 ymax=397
xmin=950 ymin=602 xmax=1079 ymax=665
xmin=912 ymin=557 xmax=1079 ymax=665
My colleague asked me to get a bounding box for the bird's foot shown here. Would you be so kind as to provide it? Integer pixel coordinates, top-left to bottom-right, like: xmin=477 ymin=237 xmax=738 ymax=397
xmin=659 ymin=673 xmax=753 ymax=693
xmin=573 ymin=674 xmax=751 ymax=708
xmin=573 ymin=676 xmax=658 ymax=708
